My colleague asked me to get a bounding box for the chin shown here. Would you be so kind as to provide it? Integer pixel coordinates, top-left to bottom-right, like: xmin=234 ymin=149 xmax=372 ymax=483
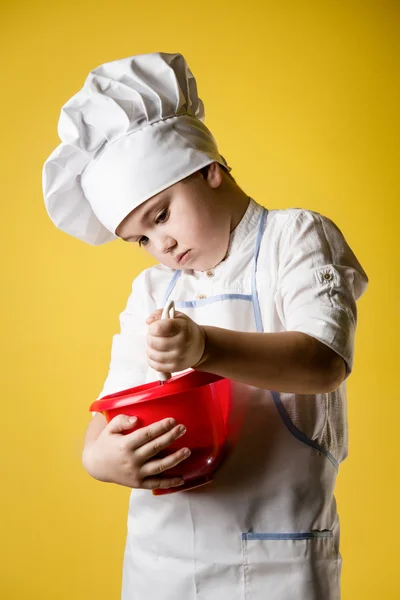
xmin=196 ymin=260 xmax=223 ymax=272
xmin=184 ymin=248 xmax=228 ymax=272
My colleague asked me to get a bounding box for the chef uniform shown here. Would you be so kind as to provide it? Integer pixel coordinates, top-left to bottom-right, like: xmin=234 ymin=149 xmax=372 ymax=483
xmin=43 ymin=52 xmax=368 ymax=600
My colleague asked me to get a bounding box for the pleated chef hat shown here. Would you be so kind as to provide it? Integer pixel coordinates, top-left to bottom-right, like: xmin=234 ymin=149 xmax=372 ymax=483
xmin=42 ymin=52 xmax=231 ymax=245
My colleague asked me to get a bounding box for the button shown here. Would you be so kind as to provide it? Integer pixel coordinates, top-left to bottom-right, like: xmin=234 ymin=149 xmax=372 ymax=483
xmin=206 ymin=270 xmax=214 ymax=277
xmin=198 ymin=294 xmax=207 ymax=300
xmin=323 ymin=272 xmax=334 ymax=281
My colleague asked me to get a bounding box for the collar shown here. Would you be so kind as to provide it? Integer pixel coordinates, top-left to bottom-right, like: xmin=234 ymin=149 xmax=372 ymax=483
xmin=224 ymin=197 xmax=263 ymax=259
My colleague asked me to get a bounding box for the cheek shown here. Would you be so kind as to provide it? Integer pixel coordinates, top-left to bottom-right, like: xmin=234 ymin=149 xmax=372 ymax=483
xmin=173 ymin=205 xmax=229 ymax=254
xmin=144 ymin=245 xmax=167 ymax=265
xmin=195 ymin=222 xmax=231 ymax=265
xmin=203 ymin=218 xmax=229 ymax=247
xmin=192 ymin=212 xmax=224 ymax=241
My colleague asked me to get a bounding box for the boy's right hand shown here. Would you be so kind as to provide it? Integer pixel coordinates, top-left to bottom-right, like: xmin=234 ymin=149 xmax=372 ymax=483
xmin=82 ymin=415 xmax=190 ymax=490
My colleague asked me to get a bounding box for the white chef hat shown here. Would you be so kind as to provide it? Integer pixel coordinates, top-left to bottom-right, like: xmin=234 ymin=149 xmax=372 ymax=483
xmin=42 ymin=52 xmax=231 ymax=245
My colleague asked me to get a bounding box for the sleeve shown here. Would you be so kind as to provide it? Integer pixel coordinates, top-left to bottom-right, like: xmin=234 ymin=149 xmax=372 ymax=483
xmin=91 ymin=268 xmax=156 ymax=415
xmin=274 ymin=210 xmax=368 ymax=378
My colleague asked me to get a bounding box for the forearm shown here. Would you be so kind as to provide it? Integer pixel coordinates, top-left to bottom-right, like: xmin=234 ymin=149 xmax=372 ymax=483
xmin=196 ymin=328 xmax=346 ymax=394
xmin=83 ymin=413 xmax=107 ymax=451
xmin=82 ymin=412 xmax=108 ymax=476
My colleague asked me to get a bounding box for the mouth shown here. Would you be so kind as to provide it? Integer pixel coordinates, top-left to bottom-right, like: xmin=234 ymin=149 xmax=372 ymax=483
xmin=176 ymin=250 xmax=191 ymax=266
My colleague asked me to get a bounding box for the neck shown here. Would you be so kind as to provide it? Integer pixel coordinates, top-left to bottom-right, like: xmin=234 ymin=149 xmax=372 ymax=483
xmin=226 ymin=187 xmax=251 ymax=233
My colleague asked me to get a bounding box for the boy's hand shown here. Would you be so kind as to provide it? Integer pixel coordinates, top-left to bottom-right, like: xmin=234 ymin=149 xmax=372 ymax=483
xmin=146 ymin=310 xmax=206 ymax=374
xmin=82 ymin=415 xmax=191 ymax=490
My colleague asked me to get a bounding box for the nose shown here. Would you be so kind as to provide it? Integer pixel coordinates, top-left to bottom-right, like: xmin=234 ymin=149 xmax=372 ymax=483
xmin=155 ymin=235 xmax=176 ymax=254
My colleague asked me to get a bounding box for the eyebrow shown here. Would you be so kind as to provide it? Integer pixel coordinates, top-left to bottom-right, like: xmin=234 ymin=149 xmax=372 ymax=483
xmin=119 ymin=196 xmax=168 ymax=241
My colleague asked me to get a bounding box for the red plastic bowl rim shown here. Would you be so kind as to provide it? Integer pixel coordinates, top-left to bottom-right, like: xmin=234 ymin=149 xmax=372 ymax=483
xmin=89 ymin=369 xmax=225 ymax=412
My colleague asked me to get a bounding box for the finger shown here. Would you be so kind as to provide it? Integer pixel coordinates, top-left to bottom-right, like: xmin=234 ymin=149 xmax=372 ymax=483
xmin=146 ymin=343 xmax=177 ymax=364
xmin=140 ymin=476 xmax=186 ymax=490
xmin=107 ymin=414 xmax=138 ymax=434
xmin=149 ymin=319 xmax=182 ymax=338
xmin=124 ymin=417 xmax=177 ymax=450
xmin=173 ymin=311 xmax=187 ymax=319
xmin=146 ymin=309 xmax=163 ymax=324
xmin=146 ymin=354 xmax=176 ymax=374
xmin=146 ymin=309 xmax=186 ymax=325
xmin=146 ymin=344 xmax=178 ymax=362
xmin=140 ymin=447 xmax=192 ymax=479
xmin=146 ymin=333 xmax=178 ymax=352
xmin=135 ymin=424 xmax=187 ymax=462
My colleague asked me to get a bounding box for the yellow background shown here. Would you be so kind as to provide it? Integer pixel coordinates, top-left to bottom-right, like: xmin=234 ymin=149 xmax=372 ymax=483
xmin=1 ymin=1 xmax=398 ymax=598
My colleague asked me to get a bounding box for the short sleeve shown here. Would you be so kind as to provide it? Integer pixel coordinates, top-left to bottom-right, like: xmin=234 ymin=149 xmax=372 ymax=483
xmin=91 ymin=268 xmax=156 ymax=415
xmin=275 ymin=210 xmax=368 ymax=378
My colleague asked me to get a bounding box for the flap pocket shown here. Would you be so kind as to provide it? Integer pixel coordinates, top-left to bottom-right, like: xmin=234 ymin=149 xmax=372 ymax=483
xmin=242 ymin=531 xmax=341 ymax=600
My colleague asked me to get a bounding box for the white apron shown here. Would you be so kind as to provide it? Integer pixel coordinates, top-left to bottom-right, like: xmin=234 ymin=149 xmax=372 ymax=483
xmin=121 ymin=208 xmax=342 ymax=600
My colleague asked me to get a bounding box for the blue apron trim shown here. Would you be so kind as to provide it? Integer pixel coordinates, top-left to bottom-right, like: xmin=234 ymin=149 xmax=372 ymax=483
xmin=251 ymin=208 xmax=268 ymax=333
xmin=175 ymin=294 xmax=252 ymax=309
xmin=242 ymin=531 xmax=333 ymax=541
xmin=270 ymin=391 xmax=339 ymax=470
xmin=163 ymin=270 xmax=183 ymax=306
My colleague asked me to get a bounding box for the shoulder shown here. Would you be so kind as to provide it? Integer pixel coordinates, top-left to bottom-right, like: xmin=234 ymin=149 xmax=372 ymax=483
xmin=265 ymin=207 xmax=337 ymax=234
xmin=260 ymin=207 xmax=316 ymax=249
xmin=258 ymin=207 xmax=357 ymax=275
xmin=263 ymin=207 xmax=346 ymax=250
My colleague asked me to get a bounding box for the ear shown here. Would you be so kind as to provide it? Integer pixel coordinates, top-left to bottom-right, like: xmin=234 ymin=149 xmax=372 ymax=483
xmin=205 ymin=162 xmax=223 ymax=189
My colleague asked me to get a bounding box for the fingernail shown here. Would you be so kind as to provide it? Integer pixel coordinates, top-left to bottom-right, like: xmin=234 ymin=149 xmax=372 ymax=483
xmin=128 ymin=416 xmax=137 ymax=423
xmin=177 ymin=480 xmax=185 ymax=486
xmin=182 ymin=448 xmax=191 ymax=456
xmin=177 ymin=426 xmax=186 ymax=437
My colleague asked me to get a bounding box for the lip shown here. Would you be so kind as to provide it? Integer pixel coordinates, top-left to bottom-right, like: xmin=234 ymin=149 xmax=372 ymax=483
xmin=176 ymin=250 xmax=191 ymax=266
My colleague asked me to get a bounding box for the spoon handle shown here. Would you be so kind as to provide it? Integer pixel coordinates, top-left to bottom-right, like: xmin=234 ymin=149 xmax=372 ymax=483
xmin=157 ymin=300 xmax=175 ymax=383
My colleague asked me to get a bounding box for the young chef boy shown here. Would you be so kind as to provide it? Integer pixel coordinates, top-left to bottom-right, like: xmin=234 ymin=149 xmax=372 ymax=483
xmin=43 ymin=52 xmax=368 ymax=600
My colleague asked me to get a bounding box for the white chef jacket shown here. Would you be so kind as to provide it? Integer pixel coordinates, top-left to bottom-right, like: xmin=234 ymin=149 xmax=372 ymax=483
xmin=96 ymin=198 xmax=368 ymax=464
xmin=93 ymin=199 xmax=369 ymax=599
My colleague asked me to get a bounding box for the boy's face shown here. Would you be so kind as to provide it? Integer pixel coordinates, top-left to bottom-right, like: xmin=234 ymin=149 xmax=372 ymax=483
xmin=115 ymin=164 xmax=232 ymax=271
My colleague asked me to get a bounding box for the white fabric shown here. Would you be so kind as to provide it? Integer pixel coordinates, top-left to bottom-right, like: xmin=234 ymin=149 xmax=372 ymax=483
xmin=93 ymin=199 xmax=368 ymax=598
xmin=42 ymin=52 xmax=230 ymax=245
xmin=98 ymin=199 xmax=368 ymax=400
xmin=94 ymin=199 xmax=368 ymax=462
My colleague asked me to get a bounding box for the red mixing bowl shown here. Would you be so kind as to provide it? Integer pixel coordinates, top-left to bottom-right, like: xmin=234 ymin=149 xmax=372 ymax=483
xmin=89 ymin=369 xmax=233 ymax=494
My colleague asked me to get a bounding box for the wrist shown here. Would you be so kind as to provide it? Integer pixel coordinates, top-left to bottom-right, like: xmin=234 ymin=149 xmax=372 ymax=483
xmin=192 ymin=325 xmax=209 ymax=369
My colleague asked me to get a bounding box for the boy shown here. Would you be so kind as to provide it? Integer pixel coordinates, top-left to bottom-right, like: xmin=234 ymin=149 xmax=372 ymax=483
xmin=43 ymin=52 xmax=368 ymax=599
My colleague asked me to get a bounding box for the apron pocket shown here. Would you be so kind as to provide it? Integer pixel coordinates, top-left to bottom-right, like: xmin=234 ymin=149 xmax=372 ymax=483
xmin=241 ymin=531 xmax=341 ymax=600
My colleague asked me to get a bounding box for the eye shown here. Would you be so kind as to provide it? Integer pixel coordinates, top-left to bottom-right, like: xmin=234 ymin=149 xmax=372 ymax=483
xmin=138 ymin=236 xmax=149 ymax=247
xmin=156 ymin=209 xmax=168 ymax=223
xmin=136 ymin=208 xmax=168 ymax=247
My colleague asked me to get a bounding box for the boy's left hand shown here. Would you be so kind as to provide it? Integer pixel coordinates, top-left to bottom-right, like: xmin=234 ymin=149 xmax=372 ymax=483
xmin=146 ymin=310 xmax=206 ymax=374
